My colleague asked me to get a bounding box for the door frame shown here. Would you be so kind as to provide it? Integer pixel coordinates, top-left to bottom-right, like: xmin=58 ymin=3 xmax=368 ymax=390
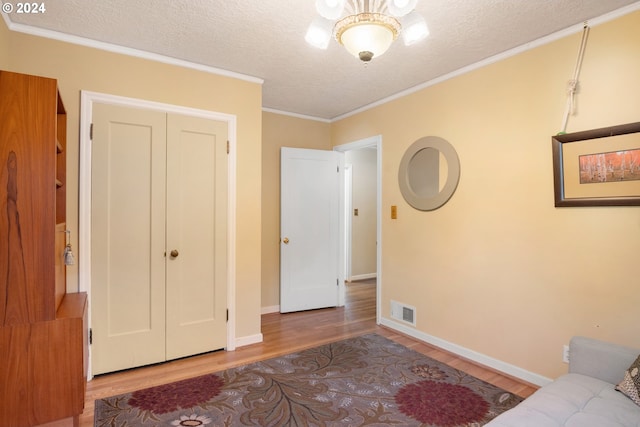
xmin=334 ymin=135 xmax=382 ymax=324
xmin=343 ymin=164 xmax=353 ymax=282
xmin=79 ymin=90 xmax=237 ymax=379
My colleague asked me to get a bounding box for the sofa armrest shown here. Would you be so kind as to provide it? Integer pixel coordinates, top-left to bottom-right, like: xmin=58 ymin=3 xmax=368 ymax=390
xmin=568 ymin=336 xmax=638 ymax=385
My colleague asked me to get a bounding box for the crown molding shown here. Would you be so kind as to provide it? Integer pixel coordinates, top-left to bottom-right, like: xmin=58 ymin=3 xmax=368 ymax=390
xmin=1 ymin=16 xmax=264 ymax=85
xmin=262 ymin=107 xmax=331 ymax=123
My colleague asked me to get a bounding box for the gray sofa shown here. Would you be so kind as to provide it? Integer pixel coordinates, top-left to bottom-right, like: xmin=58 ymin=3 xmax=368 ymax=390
xmin=487 ymin=336 xmax=640 ymax=427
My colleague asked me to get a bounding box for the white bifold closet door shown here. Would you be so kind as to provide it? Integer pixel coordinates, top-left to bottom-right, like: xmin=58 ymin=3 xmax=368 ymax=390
xmin=91 ymin=103 xmax=228 ymax=375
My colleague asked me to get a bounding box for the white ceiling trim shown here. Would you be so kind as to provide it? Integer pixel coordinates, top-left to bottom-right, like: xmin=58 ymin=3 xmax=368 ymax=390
xmin=262 ymin=107 xmax=331 ymax=123
xmin=1 ymin=14 xmax=264 ymax=85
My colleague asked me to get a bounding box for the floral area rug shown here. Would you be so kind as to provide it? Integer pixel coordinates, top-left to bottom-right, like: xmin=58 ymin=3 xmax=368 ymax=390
xmin=95 ymin=333 xmax=523 ymax=426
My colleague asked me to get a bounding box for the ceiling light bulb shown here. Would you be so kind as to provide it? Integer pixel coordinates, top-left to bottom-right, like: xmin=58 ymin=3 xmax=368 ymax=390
xmin=401 ymin=11 xmax=429 ymax=45
xmin=316 ymin=0 xmax=345 ymax=20
xmin=387 ymin=0 xmax=418 ymax=17
xmin=305 ymin=17 xmax=333 ymax=49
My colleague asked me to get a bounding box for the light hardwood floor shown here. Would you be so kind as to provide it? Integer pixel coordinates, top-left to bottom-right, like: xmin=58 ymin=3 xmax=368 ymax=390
xmin=78 ymin=280 xmax=537 ymax=426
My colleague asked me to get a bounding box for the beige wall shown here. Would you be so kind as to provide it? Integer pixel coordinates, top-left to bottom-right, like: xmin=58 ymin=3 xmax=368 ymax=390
xmin=1 ymin=25 xmax=263 ymax=340
xmin=0 ymin=21 xmax=8 ymax=68
xmin=345 ymin=149 xmax=377 ymax=278
xmin=261 ymin=112 xmax=331 ymax=309
xmin=331 ymin=11 xmax=640 ymax=379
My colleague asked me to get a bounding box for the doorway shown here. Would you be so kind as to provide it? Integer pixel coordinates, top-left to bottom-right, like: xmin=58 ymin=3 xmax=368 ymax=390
xmin=334 ymin=136 xmax=381 ymax=324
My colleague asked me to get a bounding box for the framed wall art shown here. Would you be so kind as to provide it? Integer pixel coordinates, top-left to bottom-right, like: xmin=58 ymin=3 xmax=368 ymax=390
xmin=552 ymin=122 xmax=640 ymax=207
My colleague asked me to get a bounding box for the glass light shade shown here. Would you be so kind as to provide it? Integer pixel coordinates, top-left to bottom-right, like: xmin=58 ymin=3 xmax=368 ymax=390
xmin=387 ymin=0 xmax=418 ymax=17
xmin=340 ymin=23 xmax=395 ymax=60
xmin=401 ymin=11 xmax=429 ymax=45
xmin=336 ymin=13 xmax=400 ymax=61
xmin=315 ymin=0 xmax=345 ymax=20
xmin=305 ymin=17 xmax=333 ymax=49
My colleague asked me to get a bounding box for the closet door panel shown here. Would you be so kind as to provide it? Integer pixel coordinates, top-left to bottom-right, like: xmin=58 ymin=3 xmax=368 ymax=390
xmin=91 ymin=103 xmax=167 ymax=374
xmin=165 ymin=113 xmax=228 ymax=360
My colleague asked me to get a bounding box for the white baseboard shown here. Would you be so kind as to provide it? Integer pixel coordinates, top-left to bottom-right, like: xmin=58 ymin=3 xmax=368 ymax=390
xmin=261 ymin=305 xmax=280 ymax=314
xmin=379 ymin=317 xmax=552 ymax=387
xmin=349 ymin=273 xmax=377 ymax=282
xmin=234 ymin=333 xmax=263 ymax=348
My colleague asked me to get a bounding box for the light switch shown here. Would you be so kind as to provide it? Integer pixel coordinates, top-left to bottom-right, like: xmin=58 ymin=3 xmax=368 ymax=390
xmin=354 ymin=208 xmax=358 ymax=216
xmin=391 ymin=205 xmax=397 ymax=219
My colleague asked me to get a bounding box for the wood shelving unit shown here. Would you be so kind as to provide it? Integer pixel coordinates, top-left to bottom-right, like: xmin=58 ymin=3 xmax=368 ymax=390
xmin=0 ymin=70 xmax=87 ymax=427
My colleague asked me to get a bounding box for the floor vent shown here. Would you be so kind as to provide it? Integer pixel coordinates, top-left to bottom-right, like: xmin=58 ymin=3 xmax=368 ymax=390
xmin=390 ymin=300 xmax=416 ymax=326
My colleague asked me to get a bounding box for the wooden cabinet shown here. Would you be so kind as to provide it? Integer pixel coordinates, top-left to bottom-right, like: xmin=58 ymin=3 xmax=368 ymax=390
xmin=0 ymin=70 xmax=87 ymax=426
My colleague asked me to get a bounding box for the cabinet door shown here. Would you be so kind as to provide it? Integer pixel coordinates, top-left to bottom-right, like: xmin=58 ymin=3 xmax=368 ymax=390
xmin=91 ymin=103 xmax=167 ymax=375
xmin=165 ymin=113 xmax=228 ymax=360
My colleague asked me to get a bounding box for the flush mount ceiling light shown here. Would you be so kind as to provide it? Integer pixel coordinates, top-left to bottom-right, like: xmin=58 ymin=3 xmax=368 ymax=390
xmin=305 ymin=0 xmax=429 ymax=62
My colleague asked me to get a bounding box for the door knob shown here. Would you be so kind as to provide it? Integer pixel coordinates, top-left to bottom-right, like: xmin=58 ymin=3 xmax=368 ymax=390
xmin=282 ymin=237 xmax=289 ymax=244
xmin=170 ymin=249 xmax=179 ymax=258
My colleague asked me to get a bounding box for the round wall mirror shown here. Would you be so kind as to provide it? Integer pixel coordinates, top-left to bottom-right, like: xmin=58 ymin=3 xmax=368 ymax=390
xmin=398 ymin=136 xmax=460 ymax=211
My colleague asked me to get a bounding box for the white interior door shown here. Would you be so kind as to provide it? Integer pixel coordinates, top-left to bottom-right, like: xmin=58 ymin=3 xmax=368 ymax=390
xmin=91 ymin=103 xmax=167 ymax=374
xmin=165 ymin=113 xmax=228 ymax=360
xmin=280 ymin=147 xmax=342 ymax=313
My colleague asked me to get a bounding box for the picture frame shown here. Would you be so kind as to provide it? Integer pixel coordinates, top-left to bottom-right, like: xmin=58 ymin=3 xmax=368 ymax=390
xmin=552 ymin=122 xmax=640 ymax=207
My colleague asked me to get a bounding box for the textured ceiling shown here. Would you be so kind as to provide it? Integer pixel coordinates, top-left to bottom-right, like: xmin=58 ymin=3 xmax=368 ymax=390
xmin=4 ymin=0 xmax=640 ymax=120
